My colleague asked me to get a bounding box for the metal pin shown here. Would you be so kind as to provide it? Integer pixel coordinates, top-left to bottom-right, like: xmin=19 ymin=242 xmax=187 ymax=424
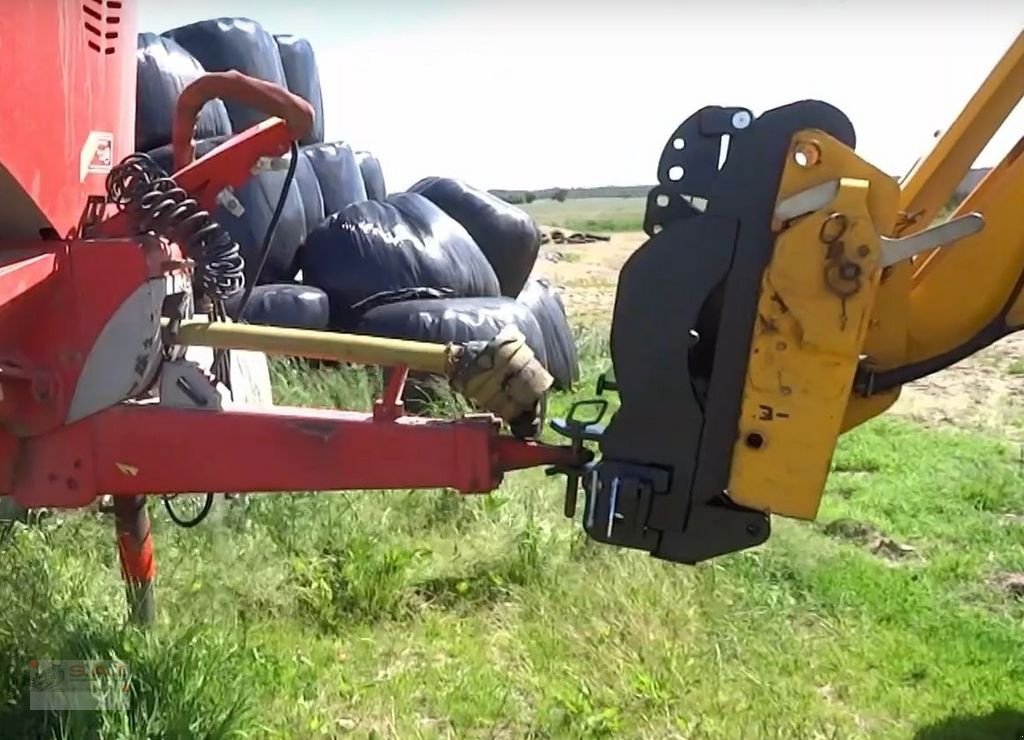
xmin=606 ymin=477 xmax=622 ymax=537
xmin=585 ymin=472 xmax=599 ymax=530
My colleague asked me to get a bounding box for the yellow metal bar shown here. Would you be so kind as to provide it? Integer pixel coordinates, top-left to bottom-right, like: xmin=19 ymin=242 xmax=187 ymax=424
xmin=172 ymin=320 xmax=457 ymax=376
xmin=898 ymin=30 xmax=1024 ymax=244
xmin=911 ymin=136 xmax=1024 ymax=285
xmin=901 ymin=139 xmax=1024 ymax=361
xmin=839 ymin=31 xmax=1024 ymax=398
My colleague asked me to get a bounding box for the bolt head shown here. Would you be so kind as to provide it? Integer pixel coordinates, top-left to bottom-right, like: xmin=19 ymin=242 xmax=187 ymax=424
xmin=839 ymin=262 xmax=862 ymax=280
xmin=732 ymin=111 xmax=752 ymax=129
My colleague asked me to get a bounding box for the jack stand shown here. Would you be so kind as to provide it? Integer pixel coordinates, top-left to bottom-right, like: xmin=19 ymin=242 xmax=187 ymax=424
xmin=113 ymin=496 xmax=156 ymax=627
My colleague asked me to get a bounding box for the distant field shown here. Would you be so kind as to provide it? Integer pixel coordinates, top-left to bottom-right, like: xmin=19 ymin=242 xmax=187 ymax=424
xmin=522 ymin=196 xmax=646 ymax=233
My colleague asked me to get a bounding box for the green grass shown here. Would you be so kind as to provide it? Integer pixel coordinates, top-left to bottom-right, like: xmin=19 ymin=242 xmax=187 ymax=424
xmin=2 ymin=326 xmax=1024 ymax=738
xmin=522 ymin=197 xmax=646 ymax=233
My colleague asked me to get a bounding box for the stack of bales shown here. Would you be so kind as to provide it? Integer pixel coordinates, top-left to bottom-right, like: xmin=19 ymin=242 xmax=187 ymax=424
xmin=135 ymin=17 xmax=580 ymax=392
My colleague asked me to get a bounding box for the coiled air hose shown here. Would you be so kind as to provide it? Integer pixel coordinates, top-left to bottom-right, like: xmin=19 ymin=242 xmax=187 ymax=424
xmin=106 ymin=153 xmax=245 ymax=301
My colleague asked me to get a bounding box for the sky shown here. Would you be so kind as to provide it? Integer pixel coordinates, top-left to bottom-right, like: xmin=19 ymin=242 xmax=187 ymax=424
xmin=140 ymin=1 xmax=1024 ymax=192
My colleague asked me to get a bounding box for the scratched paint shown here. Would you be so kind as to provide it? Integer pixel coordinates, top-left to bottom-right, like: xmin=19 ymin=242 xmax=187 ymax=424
xmin=291 ymin=420 xmax=338 ymax=442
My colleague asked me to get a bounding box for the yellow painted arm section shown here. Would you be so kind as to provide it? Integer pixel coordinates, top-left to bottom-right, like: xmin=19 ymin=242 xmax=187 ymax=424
xmin=727 ymin=133 xmax=899 ymax=520
xmin=904 ymin=138 xmax=1024 ymax=362
xmin=840 ymin=29 xmax=1024 ymax=426
xmin=897 ymin=30 xmax=1024 ymax=239
xmin=173 ymin=320 xmax=458 ymax=376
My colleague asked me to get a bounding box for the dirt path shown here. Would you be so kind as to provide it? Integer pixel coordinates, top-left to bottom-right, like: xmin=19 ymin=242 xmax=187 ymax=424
xmin=530 ymin=229 xmax=645 ymax=322
xmin=888 ymin=335 xmax=1024 ymax=439
xmin=533 ymin=227 xmax=1024 ymax=441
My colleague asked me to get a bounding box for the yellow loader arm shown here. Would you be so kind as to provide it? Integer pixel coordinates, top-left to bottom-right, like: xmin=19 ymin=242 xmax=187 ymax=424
xmin=550 ymin=30 xmax=1024 ymax=564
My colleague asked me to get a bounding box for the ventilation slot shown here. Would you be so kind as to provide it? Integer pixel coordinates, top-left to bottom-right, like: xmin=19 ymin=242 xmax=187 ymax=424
xmin=83 ymin=1 xmax=120 ymax=54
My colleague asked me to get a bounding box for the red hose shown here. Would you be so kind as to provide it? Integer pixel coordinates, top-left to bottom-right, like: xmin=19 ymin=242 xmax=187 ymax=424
xmin=171 ymin=70 xmax=315 ymax=171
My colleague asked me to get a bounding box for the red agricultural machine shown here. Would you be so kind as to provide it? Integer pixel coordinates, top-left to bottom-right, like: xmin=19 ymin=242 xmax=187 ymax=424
xmin=2 ymin=3 xmax=1022 ymax=626
xmin=0 ymin=3 xmax=585 ymax=623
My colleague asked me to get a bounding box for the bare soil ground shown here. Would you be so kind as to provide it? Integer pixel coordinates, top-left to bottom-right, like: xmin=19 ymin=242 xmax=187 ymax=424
xmin=532 ymin=227 xmax=1024 ymax=442
xmin=531 ymin=229 xmax=644 ymax=322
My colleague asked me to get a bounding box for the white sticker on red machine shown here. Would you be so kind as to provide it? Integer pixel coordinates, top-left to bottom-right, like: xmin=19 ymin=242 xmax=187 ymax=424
xmin=80 ymin=131 xmax=114 ymax=182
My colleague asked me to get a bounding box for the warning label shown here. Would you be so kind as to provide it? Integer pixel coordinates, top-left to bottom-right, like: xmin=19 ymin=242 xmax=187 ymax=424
xmin=80 ymin=131 xmax=114 ymax=181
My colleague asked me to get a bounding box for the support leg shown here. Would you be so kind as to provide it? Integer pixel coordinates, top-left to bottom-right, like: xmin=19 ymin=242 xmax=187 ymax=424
xmin=112 ymin=495 xmax=156 ymax=626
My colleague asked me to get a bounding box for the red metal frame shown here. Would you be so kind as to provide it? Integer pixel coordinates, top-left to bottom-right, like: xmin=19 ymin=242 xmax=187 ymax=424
xmin=0 ymin=1 xmax=137 ymax=239
xmin=7 ymin=403 xmax=577 ymax=507
xmin=93 ymin=118 xmax=297 ymax=240
xmin=0 ymin=239 xmax=147 ymax=438
xmin=0 ymin=233 xmax=579 ymax=509
xmin=0 ymin=112 xmax=581 ymax=510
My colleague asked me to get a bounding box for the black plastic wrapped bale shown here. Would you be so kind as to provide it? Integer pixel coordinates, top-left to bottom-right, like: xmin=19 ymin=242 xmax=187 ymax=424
xmin=355 ymin=151 xmax=387 ymax=201
xmin=162 ymin=17 xmax=288 ymax=133
xmin=221 ymin=165 xmax=315 ymax=285
xmin=225 ymin=284 xmax=329 ymax=330
xmin=357 ymin=296 xmax=547 ymax=364
xmin=299 ymin=192 xmax=501 ymax=329
xmin=301 ymin=142 xmax=368 ymax=215
xmin=289 ymin=153 xmax=325 ymax=277
xmin=408 ymin=176 xmax=541 ymax=297
xmin=146 ymin=135 xmax=322 ymax=284
xmin=356 ymin=296 xmax=548 ymax=411
xmin=274 ymin=35 xmax=325 ymax=146
xmin=135 ymin=33 xmax=233 ymax=153
xmin=517 ymin=278 xmax=580 ymax=390
xmin=292 ymin=153 xmax=325 ymax=233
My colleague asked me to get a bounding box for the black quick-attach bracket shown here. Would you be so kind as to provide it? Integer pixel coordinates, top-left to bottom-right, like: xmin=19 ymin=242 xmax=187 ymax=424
xmin=643 ymin=106 xmax=754 ymax=236
xmin=552 ymin=101 xmax=857 ymax=564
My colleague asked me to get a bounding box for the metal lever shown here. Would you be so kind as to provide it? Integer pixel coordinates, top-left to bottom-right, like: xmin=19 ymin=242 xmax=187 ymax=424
xmin=547 ymin=399 xmax=608 ymax=518
xmin=596 ymin=372 xmax=618 ymax=395
xmin=878 ymin=213 xmax=984 ymax=267
xmin=774 ymin=180 xmax=840 ymax=221
xmin=775 ymin=180 xmax=984 ymax=267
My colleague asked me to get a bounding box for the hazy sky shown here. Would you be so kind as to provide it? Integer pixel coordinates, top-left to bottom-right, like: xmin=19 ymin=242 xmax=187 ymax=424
xmin=140 ymin=1 xmax=1024 ymax=191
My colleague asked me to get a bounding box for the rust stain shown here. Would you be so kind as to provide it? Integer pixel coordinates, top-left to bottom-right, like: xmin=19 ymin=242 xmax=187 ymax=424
xmin=758 ymin=313 xmax=779 ymax=333
xmin=291 ymin=420 xmax=337 ymax=442
xmin=770 ymin=292 xmax=790 ymax=314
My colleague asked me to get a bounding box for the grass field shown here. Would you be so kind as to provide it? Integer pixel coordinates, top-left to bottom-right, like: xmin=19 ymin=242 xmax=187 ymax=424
xmin=522 ymin=197 xmax=646 ymax=233
xmin=1 ymin=315 xmax=1023 ymax=739
xmin=519 ymin=195 xmax=961 ymax=236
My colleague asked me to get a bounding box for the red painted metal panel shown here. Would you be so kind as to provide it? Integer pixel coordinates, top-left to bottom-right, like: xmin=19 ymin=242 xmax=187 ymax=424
xmin=91 ymin=405 xmax=503 ymax=496
xmin=0 ymin=238 xmax=148 ymax=436
xmin=8 ymin=402 xmax=578 ymax=507
xmin=0 ymin=0 xmax=138 ymax=237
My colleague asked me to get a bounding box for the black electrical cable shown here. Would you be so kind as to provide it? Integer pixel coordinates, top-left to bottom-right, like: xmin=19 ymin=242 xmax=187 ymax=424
xmin=162 ymin=493 xmax=215 ymax=528
xmin=233 ymin=140 xmax=301 ymax=322
xmin=161 ymin=141 xmax=300 ymax=529
xmin=209 ymin=140 xmax=299 ymax=395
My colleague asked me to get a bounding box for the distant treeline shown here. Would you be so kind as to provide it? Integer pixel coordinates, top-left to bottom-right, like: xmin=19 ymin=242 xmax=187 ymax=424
xmin=491 ymin=167 xmax=993 ymax=205
xmin=490 ymin=185 xmax=653 ymax=204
